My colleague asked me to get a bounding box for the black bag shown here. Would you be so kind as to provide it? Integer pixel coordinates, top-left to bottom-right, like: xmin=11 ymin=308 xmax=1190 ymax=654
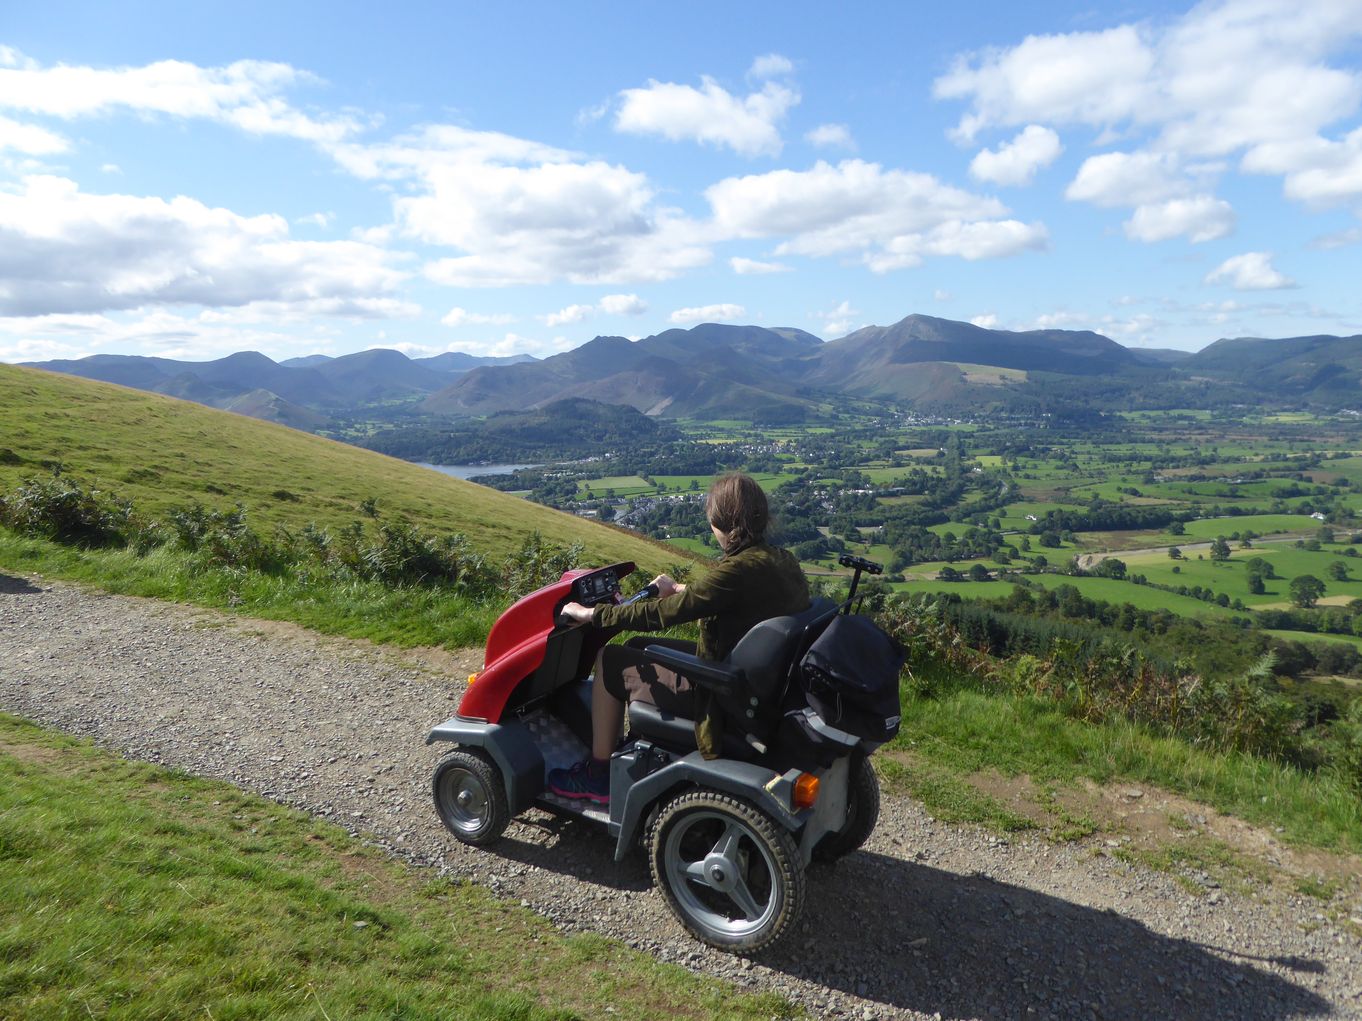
xmin=799 ymin=614 xmax=904 ymax=744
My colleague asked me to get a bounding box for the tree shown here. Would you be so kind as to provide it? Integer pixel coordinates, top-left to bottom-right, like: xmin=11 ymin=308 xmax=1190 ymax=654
xmin=937 ymin=566 xmax=961 ymax=582
xmin=1246 ymin=572 xmax=1266 ymax=595
xmin=1167 ymin=520 xmax=1185 ymax=536
xmin=1290 ymin=574 xmax=1326 ymax=609
xmin=1209 ymin=537 xmax=1231 ymax=562
xmin=1168 ymin=547 xmax=1182 ymax=560
xmin=1094 ymin=557 xmax=1127 ymax=580
xmin=968 ymin=563 xmax=991 ymax=582
xmin=1329 ymin=560 xmax=1350 ymax=582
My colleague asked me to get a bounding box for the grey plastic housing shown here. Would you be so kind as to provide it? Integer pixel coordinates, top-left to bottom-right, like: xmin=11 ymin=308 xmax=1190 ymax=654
xmin=426 ymin=716 xmax=544 ymax=814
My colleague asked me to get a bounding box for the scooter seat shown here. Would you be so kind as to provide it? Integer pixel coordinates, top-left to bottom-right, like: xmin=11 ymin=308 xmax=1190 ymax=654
xmin=628 ymin=701 xmax=757 ymax=759
xmin=627 ymin=701 xmax=696 ymax=747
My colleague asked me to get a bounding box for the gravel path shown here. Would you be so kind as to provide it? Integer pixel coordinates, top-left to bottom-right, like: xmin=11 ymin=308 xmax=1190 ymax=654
xmin=3 ymin=572 xmax=1360 ymax=1021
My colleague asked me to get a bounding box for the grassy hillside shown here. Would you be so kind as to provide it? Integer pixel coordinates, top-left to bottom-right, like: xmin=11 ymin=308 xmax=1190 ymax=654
xmin=0 ymin=364 xmax=680 ymax=573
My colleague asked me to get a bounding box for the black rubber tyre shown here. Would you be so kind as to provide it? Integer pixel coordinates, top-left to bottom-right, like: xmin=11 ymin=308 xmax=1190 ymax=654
xmin=814 ymin=755 xmax=880 ymax=862
xmin=649 ymin=789 xmax=804 ymax=953
xmin=431 ymin=748 xmax=510 ymax=846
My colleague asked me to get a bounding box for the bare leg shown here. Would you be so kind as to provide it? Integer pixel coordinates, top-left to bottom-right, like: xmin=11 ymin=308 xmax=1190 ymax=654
xmin=591 ymin=649 xmax=625 ymax=760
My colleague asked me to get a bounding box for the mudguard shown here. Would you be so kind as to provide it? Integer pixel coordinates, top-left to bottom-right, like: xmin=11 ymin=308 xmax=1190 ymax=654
xmin=426 ymin=717 xmax=544 ymax=815
xmin=609 ymin=745 xmax=840 ymax=863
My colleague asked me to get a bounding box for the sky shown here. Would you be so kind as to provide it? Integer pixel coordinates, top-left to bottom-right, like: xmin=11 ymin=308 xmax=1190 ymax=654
xmin=1 ymin=0 xmax=1360 ymax=365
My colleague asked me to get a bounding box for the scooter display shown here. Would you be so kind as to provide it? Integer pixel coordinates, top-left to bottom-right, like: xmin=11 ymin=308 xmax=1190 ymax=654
xmin=427 ymin=555 xmax=891 ymax=952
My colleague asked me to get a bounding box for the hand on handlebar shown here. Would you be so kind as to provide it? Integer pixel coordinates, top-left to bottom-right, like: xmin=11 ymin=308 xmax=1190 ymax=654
xmin=650 ymin=574 xmax=686 ymax=599
xmin=558 ymin=602 xmax=594 ymax=626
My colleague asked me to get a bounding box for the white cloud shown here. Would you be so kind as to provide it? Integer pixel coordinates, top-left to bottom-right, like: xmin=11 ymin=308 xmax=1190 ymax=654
xmin=1205 ymin=251 xmax=1297 ymax=290
xmin=543 ymin=303 xmax=594 ymax=327
xmin=805 ymin=123 xmax=855 ymax=150
xmin=614 ymin=76 xmax=799 ymax=157
xmin=749 ymin=54 xmax=795 ymax=80
xmin=455 ymin=331 xmax=575 ymax=359
xmin=538 ymin=294 xmax=648 ymax=327
xmin=0 ymin=113 xmax=67 ymax=154
xmin=730 ymin=256 xmax=790 ymax=275
xmin=1124 ymin=195 xmax=1235 ymax=243
xmin=295 ymin=211 xmax=332 ymax=228
xmin=936 ymin=3 xmax=1362 ymax=211
xmin=969 ymin=125 xmax=1061 ymax=185
xmin=0 ymin=50 xmax=360 ymax=143
xmin=934 ymin=25 xmax=1153 ymax=141
xmin=933 ymin=289 xmax=951 ymax=301
xmin=1310 ymin=225 xmax=1362 ymax=249
xmin=345 ymin=125 xmax=710 ymax=287
xmin=814 ymin=299 xmax=858 ymax=337
xmin=1065 ymin=150 xmax=1187 ymax=207
xmin=670 ymin=303 xmax=745 ymax=324
xmin=1065 ymin=150 xmax=1236 ymax=242
xmin=599 ymin=293 xmax=647 ymax=315
xmin=706 ymin=159 xmax=1046 ymax=269
xmin=1031 ymin=311 xmax=1091 ymax=329
xmin=0 ymin=175 xmax=408 ymax=316
xmin=970 ymin=313 xmax=999 ymax=329
xmin=0 ymin=306 xmax=360 ymax=363
xmin=441 ymin=307 xmax=515 ymax=327
xmin=1247 ymin=125 xmax=1362 ymax=207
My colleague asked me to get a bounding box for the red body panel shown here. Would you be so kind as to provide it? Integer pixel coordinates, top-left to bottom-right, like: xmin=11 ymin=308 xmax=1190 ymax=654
xmin=457 ymin=563 xmax=635 ymax=723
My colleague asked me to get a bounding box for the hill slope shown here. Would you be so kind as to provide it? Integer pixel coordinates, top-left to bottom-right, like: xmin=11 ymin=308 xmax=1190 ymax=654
xmin=0 ymin=364 xmax=680 ymax=572
xmin=1182 ymin=333 xmax=1362 ymax=403
xmin=424 ymin=323 xmax=826 ymax=419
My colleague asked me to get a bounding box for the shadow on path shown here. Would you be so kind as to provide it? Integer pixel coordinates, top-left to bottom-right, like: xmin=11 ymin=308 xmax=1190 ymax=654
xmin=490 ymin=819 xmax=1332 ymax=1020
xmin=773 ymin=850 xmax=1330 ymax=1020
xmin=0 ymin=573 xmax=42 ymax=595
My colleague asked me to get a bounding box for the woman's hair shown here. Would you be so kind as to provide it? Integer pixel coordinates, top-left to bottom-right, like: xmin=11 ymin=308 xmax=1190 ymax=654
xmin=706 ymin=471 xmax=769 ymax=554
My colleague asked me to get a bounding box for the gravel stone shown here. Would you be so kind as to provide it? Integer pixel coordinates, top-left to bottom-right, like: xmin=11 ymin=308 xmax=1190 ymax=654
xmin=2 ymin=573 xmax=1359 ymax=1020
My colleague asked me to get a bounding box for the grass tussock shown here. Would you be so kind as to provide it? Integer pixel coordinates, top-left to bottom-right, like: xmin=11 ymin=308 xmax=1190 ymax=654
xmin=0 ymin=714 xmax=797 ymax=1021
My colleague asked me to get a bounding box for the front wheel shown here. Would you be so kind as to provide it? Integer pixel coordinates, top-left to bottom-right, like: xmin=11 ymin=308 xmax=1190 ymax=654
xmin=649 ymin=789 xmax=804 ymax=952
xmin=432 ymin=748 xmax=509 ymax=846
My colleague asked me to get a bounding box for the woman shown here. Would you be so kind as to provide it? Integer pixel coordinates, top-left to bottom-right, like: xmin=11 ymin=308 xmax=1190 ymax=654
xmin=549 ymin=471 xmax=809 ymax=804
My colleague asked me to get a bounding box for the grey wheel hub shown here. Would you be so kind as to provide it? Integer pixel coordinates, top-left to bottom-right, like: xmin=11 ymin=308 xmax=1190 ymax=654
xmin=664 ymin=813 xmax=777 ymax=937
xmin=441 ymin=768 xmax=489 ymax=834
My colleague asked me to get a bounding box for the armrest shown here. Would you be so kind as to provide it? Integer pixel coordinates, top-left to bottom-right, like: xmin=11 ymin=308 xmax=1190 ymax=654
xmin=642 ymin=645 xmax=746 ymax=697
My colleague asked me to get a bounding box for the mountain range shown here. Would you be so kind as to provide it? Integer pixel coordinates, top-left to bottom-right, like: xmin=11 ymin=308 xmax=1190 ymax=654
xmin=21 ymin=349 xmax=535 ymax=426
xmin=18 ymin=314 xmax=1362 ymax=426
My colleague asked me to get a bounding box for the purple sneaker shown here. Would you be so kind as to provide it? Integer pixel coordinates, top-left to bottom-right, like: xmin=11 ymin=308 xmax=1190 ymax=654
xmin=548 ymin=759 xmax=609 ymax=804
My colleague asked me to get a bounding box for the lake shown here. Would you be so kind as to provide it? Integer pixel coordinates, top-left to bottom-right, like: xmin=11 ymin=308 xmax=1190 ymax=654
xmin=418 ymin=463 xmax=539 ymax=481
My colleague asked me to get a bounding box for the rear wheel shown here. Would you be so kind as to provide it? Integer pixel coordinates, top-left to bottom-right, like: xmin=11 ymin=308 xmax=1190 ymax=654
xmin=432 ymin=748 xmax=509 ymax=846
xmin=649 ymin=789 xmax=804 ymax=952
xmin=814 ymin=755 xmax=880 ymax=862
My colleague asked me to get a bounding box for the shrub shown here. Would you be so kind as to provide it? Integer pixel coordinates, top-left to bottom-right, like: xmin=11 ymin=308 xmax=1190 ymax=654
xmin=500 ymin=531 xmax=585 ymax=600
xmin=0 ymin=474 xmax=134 ymax=547
xmin=168 ymin=503 xmax=287 ymax=573
xmin=1329 ymin=700 xmax=1362 ymax=796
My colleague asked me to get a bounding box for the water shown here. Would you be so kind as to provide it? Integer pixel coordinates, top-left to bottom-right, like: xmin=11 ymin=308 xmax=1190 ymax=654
xmin=418 ymin=462 xmax=539 ymax=480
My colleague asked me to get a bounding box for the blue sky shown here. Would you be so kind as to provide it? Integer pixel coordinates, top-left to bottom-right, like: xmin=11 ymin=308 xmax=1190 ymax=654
xmin=2 ymin=0 xmax=1360 ymax=364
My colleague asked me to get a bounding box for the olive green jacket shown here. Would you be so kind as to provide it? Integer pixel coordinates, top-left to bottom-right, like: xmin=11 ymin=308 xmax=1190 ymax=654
xmin=593 ymin=541 xmax=810 ymax=756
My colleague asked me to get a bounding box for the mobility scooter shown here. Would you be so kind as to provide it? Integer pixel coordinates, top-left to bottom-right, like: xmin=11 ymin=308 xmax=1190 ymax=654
xmin=427 ymin=555 xmax=898 ymax=952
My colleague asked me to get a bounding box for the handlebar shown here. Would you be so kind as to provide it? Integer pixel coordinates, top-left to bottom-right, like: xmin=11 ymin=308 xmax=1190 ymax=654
xmin=838 ymin=554 xmax=883 ymax=614
xmin=622 ymin=582 xmax=661 ymax=606
xmin=556 ymin=582 xmax=659 ymax=628
xmin=838 ymin=553 xmax=883 ymax=575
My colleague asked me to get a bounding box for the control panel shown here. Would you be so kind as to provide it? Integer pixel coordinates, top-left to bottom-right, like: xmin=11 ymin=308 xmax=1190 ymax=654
xmin=572 ymin=567 xmax=621 ymax=606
